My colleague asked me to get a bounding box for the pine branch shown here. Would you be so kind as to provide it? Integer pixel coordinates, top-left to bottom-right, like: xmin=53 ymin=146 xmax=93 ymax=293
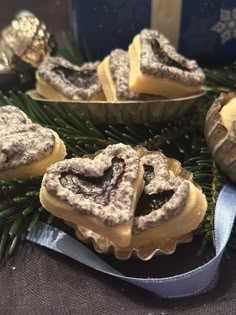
xmin=58 ymin=32 xmax=92 ymax=65
xmin=0 ymin=177 xmax=52 ymax=262
xmin=204 ymin=62 xmax=236 ymax=92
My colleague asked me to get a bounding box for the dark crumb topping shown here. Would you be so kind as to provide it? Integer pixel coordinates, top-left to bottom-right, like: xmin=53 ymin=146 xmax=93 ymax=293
xmin=139 ymin=29 xmax=205 ymax=86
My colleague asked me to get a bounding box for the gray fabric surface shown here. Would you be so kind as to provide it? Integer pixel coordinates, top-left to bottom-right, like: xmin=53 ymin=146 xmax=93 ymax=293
xmin=0 ymin=237 xmax=235 ymax=315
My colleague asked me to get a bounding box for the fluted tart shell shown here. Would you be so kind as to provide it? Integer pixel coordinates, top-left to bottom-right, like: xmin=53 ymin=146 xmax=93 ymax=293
xmin=205 ymin=93 xmax=236 ymax=182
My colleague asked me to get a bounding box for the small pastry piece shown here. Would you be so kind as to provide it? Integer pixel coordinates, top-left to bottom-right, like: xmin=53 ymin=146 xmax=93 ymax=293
xmin=97 ymin=49 xmax=159 ymax=101
xmin=36 ymin=56 xmax=105 ymax=101
xmin=127 ymin=149 xmax=207 ymax=249
xmin=0 ymin=105 xmax=66 ymax=179
xmin=40 ymin=143 xmax=144 ymax=247
xmin=128 ymin=29 xmax=205 ymax=98
xmin=205 ymin=93 xmax=236 ymax=182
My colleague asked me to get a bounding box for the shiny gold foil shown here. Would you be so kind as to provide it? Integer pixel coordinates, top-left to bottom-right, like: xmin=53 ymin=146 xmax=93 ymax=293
xmin=0 ymin=12 xmax=54 ymax=71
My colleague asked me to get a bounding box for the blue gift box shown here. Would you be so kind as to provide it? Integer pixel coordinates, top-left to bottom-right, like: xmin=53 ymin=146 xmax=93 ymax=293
xmin=70 ymin=0 xmax=236 ymax=65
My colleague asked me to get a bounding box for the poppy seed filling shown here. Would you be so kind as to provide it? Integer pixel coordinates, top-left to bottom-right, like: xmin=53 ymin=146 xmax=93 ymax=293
xmin=54 ymin=65 xmax=98 ymax=89
xmin=43 ymin=144 xmax=140 ymax=225
xmin=150 ymin=39 xmax=190 ymax=72
xmin=59 ymin=158 xmax=125 ymax=206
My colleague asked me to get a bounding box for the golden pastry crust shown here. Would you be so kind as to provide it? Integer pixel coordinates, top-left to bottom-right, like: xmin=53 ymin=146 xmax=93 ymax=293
xmin=40 ymin=186 xmax=136 ymax=247
xmin=40 ymin=144 xmax=144 ymax=247
xmin=128 ymin=31 xmax=205 ymax=98
xmin=97 ymin=56 xmax=117 ymax=101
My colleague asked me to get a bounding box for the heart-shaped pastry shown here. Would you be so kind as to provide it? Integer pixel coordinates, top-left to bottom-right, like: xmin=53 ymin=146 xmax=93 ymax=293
xmin=40 ymin=143 xmax=144 ymax=247
xmin=0 ymin=105 xmax=66 ymax=179
xmin=128 ymin=29 xmax=205 ymax=98
xmin=126 ymin=148 xmax=207 ymax=250
xmin=36 ymin=56 xmax=105 ymax=101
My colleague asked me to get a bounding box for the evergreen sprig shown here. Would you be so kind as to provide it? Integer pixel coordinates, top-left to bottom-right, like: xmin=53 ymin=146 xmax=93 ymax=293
xmin=0 ymin=177 xmax=53 ymax=263
xmin=58 ymin=32 xmax=92 ymax=65
xmin=204 ymin=62 xmax=236 ymax=92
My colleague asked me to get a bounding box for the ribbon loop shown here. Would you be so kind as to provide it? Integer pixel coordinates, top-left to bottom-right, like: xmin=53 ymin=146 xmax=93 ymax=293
xmin=27 ymin=184 xmax=236 ymax=298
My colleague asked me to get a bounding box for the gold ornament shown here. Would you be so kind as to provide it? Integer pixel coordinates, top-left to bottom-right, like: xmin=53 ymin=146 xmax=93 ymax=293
xmin=0 ymin=11 xmax=55 ymax=73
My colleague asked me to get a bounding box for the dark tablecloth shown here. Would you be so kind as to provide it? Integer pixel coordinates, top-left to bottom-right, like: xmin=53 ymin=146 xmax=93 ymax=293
xmin=0 ymin=236 xmax=235 ymax=315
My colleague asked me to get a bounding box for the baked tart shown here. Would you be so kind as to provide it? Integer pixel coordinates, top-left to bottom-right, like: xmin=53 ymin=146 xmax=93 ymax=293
xmin=124 ymin=148 xmax=207 ymax=250
xmin=205 ymin=93 xmax=236 ymax=182
xmin=97 ymin=49 xmax=159 ymax=101
xmin=40 ymin=144 xmax=144 ymax=247
xmin=0 ymin=106 xmax=66 ymax=179
xmin=74 ymin=149 xmax=207 ymax=259
xmin=36 ymin=56 xmax=105 ymax=101
xmin=128 ymin=29 xmax=205 ymax=98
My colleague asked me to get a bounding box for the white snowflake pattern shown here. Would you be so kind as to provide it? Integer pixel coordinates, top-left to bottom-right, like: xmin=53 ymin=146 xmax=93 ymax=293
xmin=212 ymin=8 xmax=236 ymax=44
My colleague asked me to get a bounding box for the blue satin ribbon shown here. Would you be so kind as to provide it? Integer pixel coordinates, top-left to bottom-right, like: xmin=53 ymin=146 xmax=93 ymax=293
xmin=26 ymin=184 xmax=236 ymax=298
